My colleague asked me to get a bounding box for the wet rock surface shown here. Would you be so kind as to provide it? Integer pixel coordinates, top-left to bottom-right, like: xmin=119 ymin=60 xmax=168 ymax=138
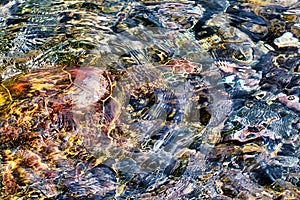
xmin=0 ymin=0 xmax=299 ymax=199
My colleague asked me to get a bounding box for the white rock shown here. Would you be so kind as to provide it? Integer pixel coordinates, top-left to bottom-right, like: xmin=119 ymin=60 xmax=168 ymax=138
xmin=274 ymin=32 xmax=300 ymax=48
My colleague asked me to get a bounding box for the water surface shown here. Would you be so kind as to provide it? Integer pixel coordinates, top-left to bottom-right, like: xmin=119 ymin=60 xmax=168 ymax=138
xmin=0 ymin=0 xmax=299 ymax=199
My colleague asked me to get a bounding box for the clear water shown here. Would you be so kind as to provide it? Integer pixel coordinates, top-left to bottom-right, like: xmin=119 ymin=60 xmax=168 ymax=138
xmin=0 ymin=0 xmax=299 ymax=199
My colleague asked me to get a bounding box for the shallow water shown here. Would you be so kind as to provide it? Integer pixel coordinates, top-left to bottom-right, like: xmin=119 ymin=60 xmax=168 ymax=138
xmin=0 ymin=0 xmax=299 ymax=199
